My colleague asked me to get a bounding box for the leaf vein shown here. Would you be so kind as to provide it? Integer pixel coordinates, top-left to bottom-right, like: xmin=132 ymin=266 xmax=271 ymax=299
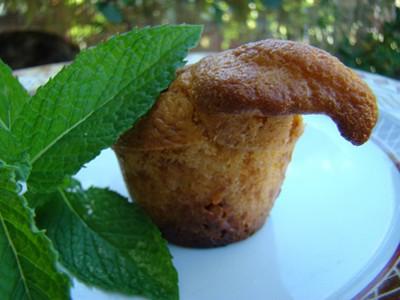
xmin=30 ymin=30 xmax=195 ymax=166
xmin=0 ymin=210 xmax=32 ymax=300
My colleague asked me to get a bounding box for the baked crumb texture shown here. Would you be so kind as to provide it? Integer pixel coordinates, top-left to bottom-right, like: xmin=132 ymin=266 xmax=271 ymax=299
xmin=114 ymin=39 xmax=377 ymax=247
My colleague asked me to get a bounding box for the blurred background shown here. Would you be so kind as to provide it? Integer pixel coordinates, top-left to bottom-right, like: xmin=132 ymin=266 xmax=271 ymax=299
xmin=0 ymin=0 xmax=399 ymax=78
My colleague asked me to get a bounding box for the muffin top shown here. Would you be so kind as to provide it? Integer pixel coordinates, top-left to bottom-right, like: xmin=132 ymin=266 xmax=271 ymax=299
xmin=116 ymin=39 xmax=378 ymax=150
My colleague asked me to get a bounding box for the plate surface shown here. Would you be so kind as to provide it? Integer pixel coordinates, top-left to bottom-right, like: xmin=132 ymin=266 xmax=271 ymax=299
xmin=15 ymin=56 xmax=400 ymax=300
xmin=72 ymin=115 xmax=399 ymax=300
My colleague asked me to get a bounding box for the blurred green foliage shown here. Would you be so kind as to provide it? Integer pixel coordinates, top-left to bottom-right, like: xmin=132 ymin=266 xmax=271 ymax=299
xmin=1 ymin=0 xmax=399 ymax=78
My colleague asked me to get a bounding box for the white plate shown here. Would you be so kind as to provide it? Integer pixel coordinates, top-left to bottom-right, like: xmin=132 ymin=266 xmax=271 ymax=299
xmin=71 ymin=114 xmax=399 ymax=300
xmin=15 ymin=56 xmax=400 ymax=300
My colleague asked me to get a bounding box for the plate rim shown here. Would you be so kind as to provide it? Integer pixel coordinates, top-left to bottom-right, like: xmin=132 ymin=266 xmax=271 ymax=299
xmin=349 ymin=138 xmax=400 ymax=300
xmin=350 ymin=72 xmax=400 ymax=299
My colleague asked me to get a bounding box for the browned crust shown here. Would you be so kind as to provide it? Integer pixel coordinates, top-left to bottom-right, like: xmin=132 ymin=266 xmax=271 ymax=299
xmin=189 ymin=39 xmax=378 ymax=145
xmin=114 ymin=39 xmax=378 ymax=247
xmin=158 ymin=199 xmax=269 ymax=248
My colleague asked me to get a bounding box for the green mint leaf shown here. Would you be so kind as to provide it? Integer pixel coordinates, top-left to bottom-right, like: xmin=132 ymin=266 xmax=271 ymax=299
xmin=12 ymin=25 xmax=202 ymax=192
xmin=0 ymin=59 xmax=30 ymax=131
xmin=36 ymin=184 xmax=178 ymax=300
xmin=24 ymin=190 xmax=52 ymax=210
xmin=0 ymin=59 xmax=31 ymax=181
xmin=0 ymin=129 xmax=31 ymax=185
xmin=0 ymin=166 xmax=71 ymax=300
xmin=25 ymin=177 xmax=75 ymax=209
xmin=0 ymin=123 xmax=30 ymax=197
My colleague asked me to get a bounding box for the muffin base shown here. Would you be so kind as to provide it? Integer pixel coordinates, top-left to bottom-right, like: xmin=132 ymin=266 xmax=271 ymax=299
xmin=115 ymin=115 xmax=303 ymax=248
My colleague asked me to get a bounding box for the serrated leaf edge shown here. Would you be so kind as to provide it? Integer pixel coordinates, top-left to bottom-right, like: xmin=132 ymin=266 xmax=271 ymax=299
xmin=56 ymin=187 xmax=176 ymax=299
xmin=0 ymin=209 xmax=32 ymax=299
xmin=0 ymin=173 xmax=71 ymax=299
xmin=29 ymin=25 xmax=200 ymax=166
xmin=0 ymin=58 xmax=30 ymax=131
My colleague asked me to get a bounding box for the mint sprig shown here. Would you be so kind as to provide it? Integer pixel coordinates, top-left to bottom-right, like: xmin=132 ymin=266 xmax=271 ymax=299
xmin=36 ymin=184 xmax=178 ymax=300
xmin=12 ymin=25 xmax=202 ymax=192
xmin=0 ymin=24 xmax=203 ymax=300
xmin=0 ymin=161 xmax=71 ymax=299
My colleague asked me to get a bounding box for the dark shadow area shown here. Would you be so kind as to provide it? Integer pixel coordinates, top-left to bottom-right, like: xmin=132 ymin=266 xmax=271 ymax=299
xmin=0 ymin=30 xmax=79 ymax=69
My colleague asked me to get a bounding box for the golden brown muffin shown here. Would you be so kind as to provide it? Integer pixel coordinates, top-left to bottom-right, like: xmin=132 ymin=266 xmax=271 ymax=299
xmin=114 ymin=39 xmax=377 ymax=247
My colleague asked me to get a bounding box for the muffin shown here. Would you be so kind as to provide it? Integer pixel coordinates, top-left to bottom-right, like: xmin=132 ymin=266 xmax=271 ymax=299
xmin=114 ymin=40 xmax=377 ymax=247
